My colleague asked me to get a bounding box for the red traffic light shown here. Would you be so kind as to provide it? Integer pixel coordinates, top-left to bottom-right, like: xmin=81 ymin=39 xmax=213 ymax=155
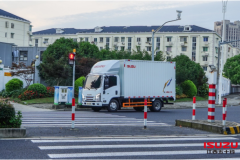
xmin=69 ymin=53 xmax=75 ymax=60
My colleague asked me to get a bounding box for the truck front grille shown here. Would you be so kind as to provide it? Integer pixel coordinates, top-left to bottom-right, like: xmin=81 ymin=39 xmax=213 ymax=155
xmin=86 ymin=96 xmax=94 ymax=102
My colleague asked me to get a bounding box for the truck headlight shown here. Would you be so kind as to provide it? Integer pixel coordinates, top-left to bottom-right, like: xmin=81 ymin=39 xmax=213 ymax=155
xmin=96 ymin=93 xmax=101 ymax=102
xmin=82 ymin=94 xmax=85 ymax=101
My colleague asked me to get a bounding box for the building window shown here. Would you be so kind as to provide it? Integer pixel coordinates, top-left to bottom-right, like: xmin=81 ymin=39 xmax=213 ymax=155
xmin=167 ymin=56 xmax=171 ymax=61
xmin=137 ymin=38 xmax=141 ymax=42
xmin=156 ymin=37 xmax=160 ymax=50
xmin=94 ymin=38 xmax=97 ymax=42
xmin=167 ymin=37 xmax=172 ymax=42
xmin=72 ymin=38 xmax=77 ymax=42
xmin=128 ymin=37 xmax=132 ymax=50
xmin=5 ymin=32 xmax=7 ymax=38
xmin=100 ymin=47 xmax=103 ymax=50
xmin=203 ymin=66 xmax=207 ymax=71
xmin=121 ymin=37 xmax=125 ymax=42
xmin=136 ymin=46 xmax=141 ymax=51
xmin=182 ymin=46 xmax=187 ymax=51
xmin=180 ymin=37 xmax=187 ymax=42
xmin=203 ymin=37 xmax=208 ymax=42
xmin=106 ymin=37 xmax=110 ymax=49
xmin=114 ymin=37 xmax=119 ymax=42
xmin=29 ymin=25 xmax=32 ymax=31
xmin=192 ymin=37 xmax=196 ymax=61
xmin=114 ymin=46 xmax=118 ymax=51
xmin=146 ymin=46 xmax=151 ymax=51
xmin=35 ymin=39 xmax=38 ymax=47
xmin=100 ymin=37 xmax=103 ymax=42
xmin=5 ymin=21 xmax=9 ymax=28
xmin=44 ymin=39 xmax=48 ymax=43
xmin=121 ymin=46 xmax=125 ymax=51
xmin=202 ymin=56 xmax=208 ymax=61
xmin=146 ymin=37 xmax=151 ymax=42
xmin=203 ymin=47 xmax=208 ymax=52
xmin=19 ymin=51 xmax=28 ymax=61
xmin=85 ymin=37 xmax=89 ymax=42
xmin=11 ymin=33 xmax=14 ymax=38
xmin=166 ymin=46 xmax=172 ymax=51
xmin=11 ymin=23 xmax=14 ymax=28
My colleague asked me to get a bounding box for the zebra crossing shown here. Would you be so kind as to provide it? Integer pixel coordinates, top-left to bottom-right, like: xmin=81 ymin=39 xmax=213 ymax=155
xmin=31 ymin=136 xmax=240 ymax=159
xmin=21 ymin=111 xmax=170 ymax=127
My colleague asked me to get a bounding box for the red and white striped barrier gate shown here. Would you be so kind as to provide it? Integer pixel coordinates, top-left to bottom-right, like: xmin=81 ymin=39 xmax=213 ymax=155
xmin=222 ymin=98 xmax=226 ymax=129
xmin=208 ymin=84 xmax=216 ymax=122
xmin=192 ymin=96 xmax=196 ymax=120
xmin=71 ymin=98 xmax=75 ymax=129
xmin=144 ymin=99 xmax=147 ymax=129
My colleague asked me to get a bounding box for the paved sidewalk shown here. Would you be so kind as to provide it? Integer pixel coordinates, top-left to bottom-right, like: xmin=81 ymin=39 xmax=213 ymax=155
xmin=11 ymin=102 xmax=53 ymax=112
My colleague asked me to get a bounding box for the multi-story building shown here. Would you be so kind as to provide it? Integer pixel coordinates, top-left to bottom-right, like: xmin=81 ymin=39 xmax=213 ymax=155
xmin=214 ymin=20 xmax=240 ymax=48
xmin=0 ymin=9 xmax=32 ymax=46
xmin=33 ymin=25 xmax=226 ymax=77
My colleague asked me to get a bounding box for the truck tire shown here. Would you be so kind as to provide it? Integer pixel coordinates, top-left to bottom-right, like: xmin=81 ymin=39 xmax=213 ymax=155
xmin=92 ymin=108 xmax=101 ymax=112
xmin=149 ymin=99 xmax=162 ymax=112
xmin=107 ymin=99 xmax=119 ymax=112
xmin=133 ymin=107 xmax=144 ymax=111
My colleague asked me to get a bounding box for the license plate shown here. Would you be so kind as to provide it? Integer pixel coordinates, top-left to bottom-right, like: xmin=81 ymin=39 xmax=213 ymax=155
xmin=86 ymin=103 xmax=91 ymax=105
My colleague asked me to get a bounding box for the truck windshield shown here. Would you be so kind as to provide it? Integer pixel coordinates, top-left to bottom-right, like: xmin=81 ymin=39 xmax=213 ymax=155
xmin=84 ymin=75 xmax=102 ymax=89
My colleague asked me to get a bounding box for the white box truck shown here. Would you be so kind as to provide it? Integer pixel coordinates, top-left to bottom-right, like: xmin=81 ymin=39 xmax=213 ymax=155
xmin=81 ymin=60 xmax=175 ymax=112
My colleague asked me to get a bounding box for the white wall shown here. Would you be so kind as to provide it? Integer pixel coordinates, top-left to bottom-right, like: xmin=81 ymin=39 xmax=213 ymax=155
xmin=0 ymin=64 xmax=33 ymax=91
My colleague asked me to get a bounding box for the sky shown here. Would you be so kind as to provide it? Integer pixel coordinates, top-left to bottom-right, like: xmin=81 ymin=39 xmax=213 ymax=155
xmin=0 ymin=0 xmax=239 ymax=32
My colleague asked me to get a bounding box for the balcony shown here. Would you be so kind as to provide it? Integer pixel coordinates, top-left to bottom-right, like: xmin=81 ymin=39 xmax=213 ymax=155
xmin=167 ymin=42 xmax=173 ymax=46
xmin=180 ymin=42 xmax=187 ymax=46
xmin=204 ymin=42 xmax=209 ymax=46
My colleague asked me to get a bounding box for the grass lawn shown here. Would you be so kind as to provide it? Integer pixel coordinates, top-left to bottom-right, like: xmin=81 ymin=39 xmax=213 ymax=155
xmin=171 ymin=96 xmax=208 ymax=102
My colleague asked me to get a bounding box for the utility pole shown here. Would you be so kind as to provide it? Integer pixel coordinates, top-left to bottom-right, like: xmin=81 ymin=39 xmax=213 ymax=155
xmin=217 ymin=0 xmax=228 ymax=104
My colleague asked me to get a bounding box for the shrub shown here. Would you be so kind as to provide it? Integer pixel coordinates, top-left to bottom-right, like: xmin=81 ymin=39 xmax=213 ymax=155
xmin=46 ymin=87 xmax=54 ymax=97
xmin=28 ymin=83 xmax=47 ymax=94
xmin=0 ymin=99 xmax=22 ymax=128
xmin=75 ymin=76 xmax=85 ymax=95
xmin=18 ymin=90 xmax=45 ymax=101
xmin=11 ymin=88 xmax=27 ymax=98
xmin=198 ymin=83 xmax=209 ymax=97
xmin=181 ymin=80 xmax=197 ymax=98
xmin=5 ymin=78 xmax=23 ymax=92
xmin=176 ymin=85 xmax=183 ymax=96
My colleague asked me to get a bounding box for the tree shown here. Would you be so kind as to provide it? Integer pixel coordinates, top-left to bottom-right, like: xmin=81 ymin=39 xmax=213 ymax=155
xmin=223 ymin=54 xmax=240 ymax=84
xmin=10 ymin=62 xmax=35 ymax=87
xmin=171 ymin=55 xmax=207 ymax=88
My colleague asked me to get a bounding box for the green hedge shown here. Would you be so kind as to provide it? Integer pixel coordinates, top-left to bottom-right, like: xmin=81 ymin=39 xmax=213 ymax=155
xmin=181 ymin=80 xmax=197 ymax=98
xmin=5 ymin=78 xmax=23 ymax=92
xmin=28 ymin=83 xmax=47 ymax=94
xmin=0 ymin=99 xmax=22 ymax=128
xmin=75 ymin=76 xmax=85 ymax=93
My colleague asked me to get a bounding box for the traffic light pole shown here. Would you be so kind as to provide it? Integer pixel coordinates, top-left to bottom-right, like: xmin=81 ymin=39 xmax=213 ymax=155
xmin=71 ymin=50 xmax=76 ymax=129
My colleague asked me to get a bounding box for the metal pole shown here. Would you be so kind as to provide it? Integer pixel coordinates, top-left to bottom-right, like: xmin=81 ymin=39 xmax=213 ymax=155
xmin=216 ymin=41 xmax=221 ymax=104
xmin=219 ymin=0 xmax=228 ymax=104
xmin=192 ymin=96 xmax=196 ymax=120
xmin=71 ymin=50 xmax=76 ymax=129
xmin=151 ymin=31 xmax=154 ymax=61
xmin=144 ymin=98 xmax=147 ymax=129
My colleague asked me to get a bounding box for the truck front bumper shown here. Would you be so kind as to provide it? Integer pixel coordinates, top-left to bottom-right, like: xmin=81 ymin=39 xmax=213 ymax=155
xmin=80 ymin=102 xmax=105 ymax=108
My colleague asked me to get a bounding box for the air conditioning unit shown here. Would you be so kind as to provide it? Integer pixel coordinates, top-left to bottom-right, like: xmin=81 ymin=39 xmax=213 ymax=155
xmin=205 ymin=42 xmax=209 ymax=46
xmin=166 ymin=51 xmax=170 ymax=55
xmin=27 ymin=31 xmax=32 ymax=35
xmin=168 ymin=42 xmax=173 ymax=45
xmin=204 ymin=62 xmax=208 ymax=65
xmin=149 ymin=42 xmax=152 ymax=45
xmin=43 ymin=41 xmax=48 ymax=44
xmin=138 ymin=42 xmax=141 ymax=45
xmin=122 ymin=42 xmax=125 ymax=45
xmin=180 ymin=42 xmax=185 ymax=46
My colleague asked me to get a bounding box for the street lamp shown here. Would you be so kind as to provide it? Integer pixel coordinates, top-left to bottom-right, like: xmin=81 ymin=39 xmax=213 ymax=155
xmin=151 ymin=10 xmax=182 ymax=61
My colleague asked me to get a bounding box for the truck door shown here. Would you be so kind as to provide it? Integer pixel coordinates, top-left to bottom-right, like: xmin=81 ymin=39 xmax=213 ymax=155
xmin=102 ymin=75 xmax=120 ymax=105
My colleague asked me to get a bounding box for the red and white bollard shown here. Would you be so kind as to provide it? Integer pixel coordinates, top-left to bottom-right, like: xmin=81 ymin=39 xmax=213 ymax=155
xmin=71 ymin=98 xmax=75 ymax=129
xmin=224 ymin=98 xmax=227 ymax=121
xmin=192 ymin=96 xmax=196 ymax=120
xmin=222 ymin=98 xmax=226 ymax=128
xmin=144 ymin=99 xmax=147 ymax=129
xmin=208 ymin=84 xmax=216 ymax=122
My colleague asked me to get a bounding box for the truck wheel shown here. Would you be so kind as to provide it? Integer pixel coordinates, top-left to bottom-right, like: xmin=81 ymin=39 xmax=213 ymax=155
xmin=92 ymin=108 xmax=101 ymax=112
xmin=133 ymin=107 xmax=144 ymax=111
xmin=107 ymin=99 xmax=119 ymax=112
xmin=150 ymin=100 xmax=162 ymax=112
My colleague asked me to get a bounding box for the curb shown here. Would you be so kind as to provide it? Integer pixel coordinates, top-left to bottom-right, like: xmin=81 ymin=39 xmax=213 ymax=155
xmin=224 ymin=126 xmax=240 ymax=135
xmin=0 ymin=128 xmax=26 ymax=138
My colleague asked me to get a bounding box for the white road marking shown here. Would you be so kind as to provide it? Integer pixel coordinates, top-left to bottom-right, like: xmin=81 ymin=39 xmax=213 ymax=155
xmin=31 ymin=137 xmax=237 ymax=143
xmin=48 ymin=149 xmax=240 ymax=158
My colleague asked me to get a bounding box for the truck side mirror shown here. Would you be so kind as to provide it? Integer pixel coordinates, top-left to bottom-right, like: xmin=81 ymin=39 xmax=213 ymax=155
xmin=104 ymin=76 xmax=109 ymax=90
